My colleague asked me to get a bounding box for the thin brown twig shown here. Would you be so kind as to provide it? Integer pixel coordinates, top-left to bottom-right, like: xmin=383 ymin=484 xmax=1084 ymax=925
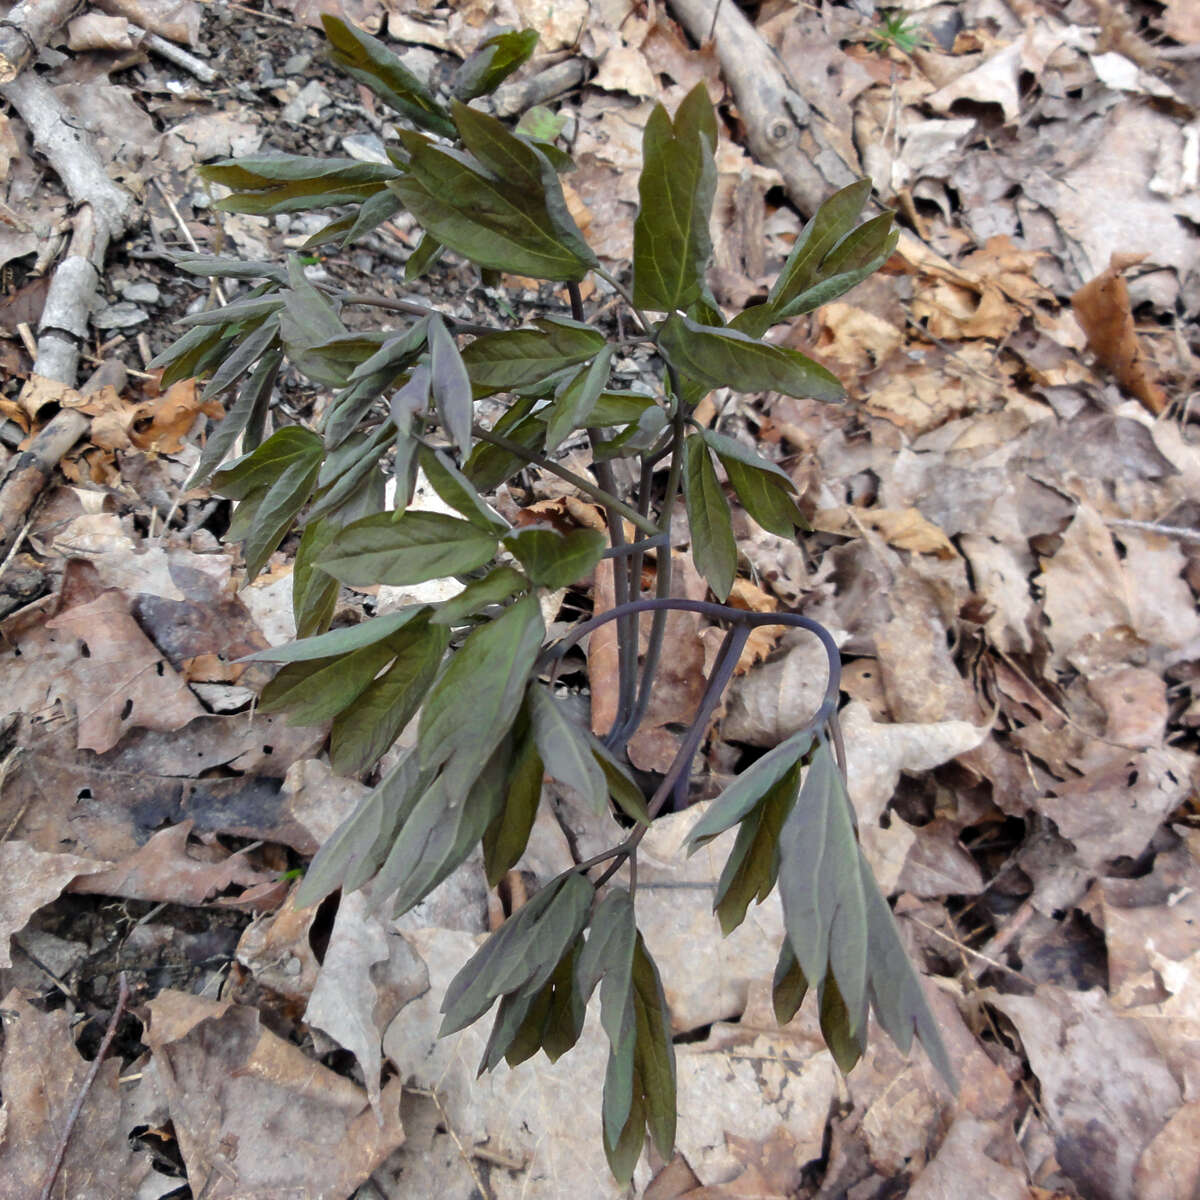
xmin=39 ymin=972 xmax=130 ymax=1200
xmin=404 ymin=1085 xmax=492 ymax=1199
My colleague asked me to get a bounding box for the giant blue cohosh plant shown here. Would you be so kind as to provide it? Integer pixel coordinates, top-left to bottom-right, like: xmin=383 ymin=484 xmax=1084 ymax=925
xmin=153 ymin=16 xmax=954 ymax=1181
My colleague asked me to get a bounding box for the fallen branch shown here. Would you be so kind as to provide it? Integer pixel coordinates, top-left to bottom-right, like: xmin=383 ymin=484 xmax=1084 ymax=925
xmin=0 ymin=0 xmax=81 ymax=83
xmin=0 ymin=52 xmax=136 ymax=558
xmin=37 ymin=972 xmax=131 ymax=1200
xmin=667 ymin=0 xmax=858 ymax=214
xmin=130 ymin=22 xmax=217 ymax=83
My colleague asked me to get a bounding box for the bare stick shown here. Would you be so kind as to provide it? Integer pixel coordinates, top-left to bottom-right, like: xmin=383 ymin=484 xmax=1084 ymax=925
xmin=130 ymin=23 xmax=217 ymax=83
xmin=38 ymin=973 xmax=131 ymax=1200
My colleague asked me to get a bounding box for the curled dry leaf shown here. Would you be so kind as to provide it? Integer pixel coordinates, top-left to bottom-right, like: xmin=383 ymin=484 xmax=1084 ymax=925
xmin=1072 ymin=254 xmax=1168 ymax=415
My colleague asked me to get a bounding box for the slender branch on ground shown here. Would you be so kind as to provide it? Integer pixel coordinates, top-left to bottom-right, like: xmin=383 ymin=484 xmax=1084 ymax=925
xmin=38 ymin=973 xmax=130 ymax=1200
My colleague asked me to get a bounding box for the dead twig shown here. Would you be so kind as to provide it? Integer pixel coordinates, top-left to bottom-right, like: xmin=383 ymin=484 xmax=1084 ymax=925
xmin=38 ymin=972 xmax=131 ymax=1200
xmin=129 ymin=23 xmax=217 ymax=83
xmin=404 ymin=1085 xmax=492 ymax=1199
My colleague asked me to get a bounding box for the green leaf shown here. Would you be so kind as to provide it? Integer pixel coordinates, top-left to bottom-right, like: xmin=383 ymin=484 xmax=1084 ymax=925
xmin=431 ymin=567 xmax=529 ymax=627
xmin=700 ymin=429 xmax=803 ymax=538
xmin=306 ymin=422 xmax=394 ymax=524
xmin=528 ymin=684 xmax=607 ymax=814
xmin=150 ymin=324 xmax=231 ymax=390
xmin=588 ymin=391 xmax=658 ymax=426
xmin=860 ymin=848 xmax=956 ymax=1088
xmin=376 ymin=752 xmax=507 ymax=915
xmin=292 ymin=516 xmax=340 ymax=639
xmin=461 ymin=318 xmax=606 ymax=395
xmin=577 ymin=888 xmax=636 ymax=1022
xmin=658 ymin=314 xmax=845 ymax=404
xmin=214 ymin=426 xmax=324 ymax=581
xmin=602 ymin=1058 xmax=646 ymax=1186
xmin=778 ymin=740 xmax=868 ymax=1040
xmin=321 ymin=14 xmax=454 ymax=137
xmin=632 ymin=82 xmax=717 ymax=313
xmin=320 ymin=323 xmax=428 ymax=449
xmin=418 ymin=445 xmax=507 ymax=532
xmin=294 ymin=751 xmax=426 ymax=906
xmin=631 ymin=935 xmax=676 ymax=1160
xmin=390 ymin=129 xmax=595 ymax=281
xmin=722 ymin=455 xmax=804 ymax=537
xmin=544 ymin=344 xmax=614 ymax=452
xmin=188 ymin=349 xmax=281 ymax=487
xmin=539 ymin=944 xmax=586 ymax=1062
xmin=516 ymin=105 xmax=567 ymax=143
xmin=453 ymin=29 xmax=539 ymax=101
xmin=451 ymin=100 xmax=594 ymax=263
xmin=713 ymin=759 xmax=803 ymax=935
xmin=768 ymin=179 xmax=872 ymax=317
xmin=441 ymin=871 xmax=593 ymax=1034
xmin=170 ymin=253 xmax=288 ymax=283
xmin=442 ymin=873 xmax=572 ymax=1035
xmin=777 ymin=213 xmax=898 ymax=317
xmin=819 ymin=971 xmax=864 ymax=1075
xmin=772 ymin=938 xmax=808 ymax=1024
xmin=177 ymin=295 xmax=286 ymax=328
xmin=257 ymin=628 xmax=409 ymax=725
xmin=419 ymin=594 xmax=544 ymax=804
xmin=200 ymin=317 xmax=282 ymax=402
xmin=405 ymin=231 xmax=443 ymax=281
xmin=589 ymin=739 xmax=651 ymax=825
xmin=428 ymin=315 xmax=473 ymax=454
xmin=388 ymin=365 xmax=431 ymax=432
xmin=682 ymin=435 xmax=736 ymax=600
xmin=732 ymin=183 xmax=897 ymax=335
xmin=198 ymin=155 xmax=398 ymax=215
xmin=502 ymin=526 xmax=607 ymax=589
xmin=330 ymin=616 xmax=449 ymax=775
xmin=482 ymin=699 xmax=543 ymax=885
xmin=317 ymin=511 xmax=498 ymax=587
xmin=243 ymin=607 xmax=426 ymax=662
xmin=686 ymin=728 xmax=814 ymax=850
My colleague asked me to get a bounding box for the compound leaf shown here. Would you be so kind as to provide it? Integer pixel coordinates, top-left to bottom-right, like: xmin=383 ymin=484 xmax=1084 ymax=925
xmin=330 ymin=616 xmax=449 ymax=775
xmin=322 ymin=14 xmax=454 ymax=137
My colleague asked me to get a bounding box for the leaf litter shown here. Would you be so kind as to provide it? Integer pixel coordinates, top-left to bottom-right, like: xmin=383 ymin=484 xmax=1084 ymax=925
xmin=0 ymin=0 xmax=1199 ymax=1196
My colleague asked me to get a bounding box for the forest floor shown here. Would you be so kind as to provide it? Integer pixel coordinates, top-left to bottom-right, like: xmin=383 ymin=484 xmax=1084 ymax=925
xmin=1 ymin=0 xmax=1199 ymax=1197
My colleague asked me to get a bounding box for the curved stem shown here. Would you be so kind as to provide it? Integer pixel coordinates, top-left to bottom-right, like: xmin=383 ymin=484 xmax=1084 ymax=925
xmin=540 ymin=596 xmax=843 ymax=724
xmin=469 ymin=424 xmax=658 ymax=536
